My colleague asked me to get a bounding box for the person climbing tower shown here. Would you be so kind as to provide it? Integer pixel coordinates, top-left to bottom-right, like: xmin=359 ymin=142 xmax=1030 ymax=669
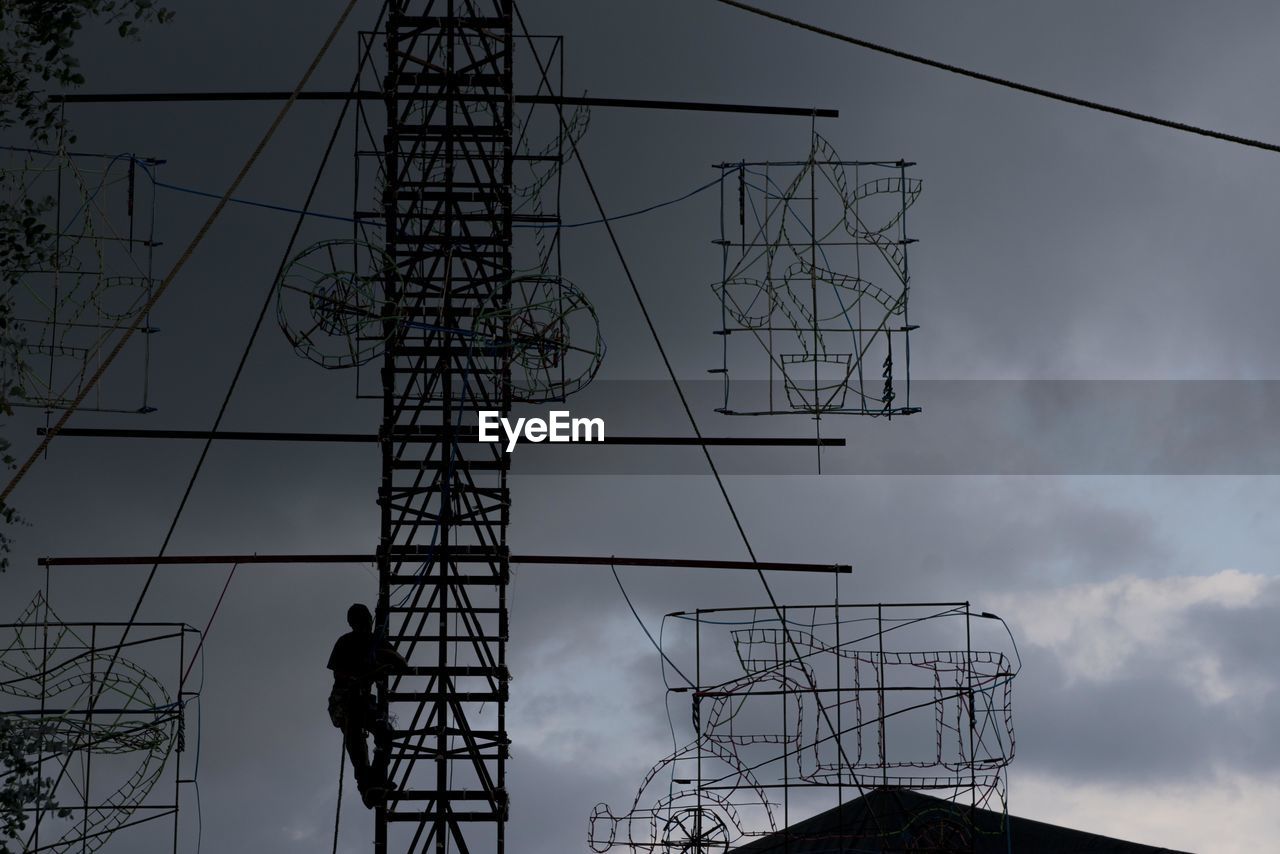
xmin=327 ymin=602 xmax=408 ymax=808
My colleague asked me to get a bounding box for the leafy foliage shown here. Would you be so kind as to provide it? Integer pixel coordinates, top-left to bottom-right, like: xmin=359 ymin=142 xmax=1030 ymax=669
xmin=0 ymin=717 xmax=70 ymax=854
xmin=0 ymin=1 xmax=175 ymax=144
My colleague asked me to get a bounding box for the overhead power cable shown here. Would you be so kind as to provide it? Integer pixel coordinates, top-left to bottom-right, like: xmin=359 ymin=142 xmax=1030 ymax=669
xmin=712 ymin=0 xmax=1280 ymax=156
xmin=0 ymin=0 xmax=362 ymax=507
xmin=148 ymin=164 xmax=721 ymax=230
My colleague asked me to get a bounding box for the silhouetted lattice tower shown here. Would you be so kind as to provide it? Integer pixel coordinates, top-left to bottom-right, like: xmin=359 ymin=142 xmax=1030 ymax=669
xmin=373 ymin=3 xmax=513 ymax=852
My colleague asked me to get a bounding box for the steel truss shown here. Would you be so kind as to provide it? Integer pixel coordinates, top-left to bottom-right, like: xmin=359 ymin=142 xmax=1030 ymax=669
xmin=371 ymin=3 xmax=514 ymax=853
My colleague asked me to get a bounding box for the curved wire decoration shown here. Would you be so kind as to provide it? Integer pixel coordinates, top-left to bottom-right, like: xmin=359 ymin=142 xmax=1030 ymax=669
xmin=339 ymin=80 xmax=606 ymax=405
xmin=512 ymin=102 xmax=590 ymax=279
xmin=713 ymin=133 xmax=921 ymax=417
xmin=477 ymin=274 xmax=604 ymax=403
xmin=588 ymin=603 xmax=1019 ymax=854
xmin=0 ymin=146 xmax=162 ymax=413
xmin=0 ymin=594 xmax=187 ymax=853
xmin=275 ymin=238 xmax=399 ymax=369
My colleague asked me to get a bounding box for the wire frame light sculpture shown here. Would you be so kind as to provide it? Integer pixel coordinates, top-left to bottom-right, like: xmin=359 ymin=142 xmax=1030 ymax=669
xmin=588 ymin=602 xmax=1018 ymax=854
xmin=0 ymin=146 xmax=162 ymax=413
xmin=713 ymin=133 xmax=921 ymax=417
xmin=275 ymin=238 xmax=399 ymax=369
xmin=0 ymin=593 xmax=200 ymax=853
xmin=348 ymin=32 xmax=605 ymax=405
xmin=477 ymin=274 xmax=604 ymax=403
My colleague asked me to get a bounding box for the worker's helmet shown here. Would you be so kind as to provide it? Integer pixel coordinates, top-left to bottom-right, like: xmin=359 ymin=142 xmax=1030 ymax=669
xmin=347 ymin=603 xmax=374 ymax=631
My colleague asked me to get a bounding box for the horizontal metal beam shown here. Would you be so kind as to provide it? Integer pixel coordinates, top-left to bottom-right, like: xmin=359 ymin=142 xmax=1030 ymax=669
xmin=525 ymin=95 xmax=838 ymax=117
xmin=39 ymin=427 xmax=845 ymax=447
xmin=40 ymin=427 xmax=372 ymax=443
xmin=0 ymin=621 xmax=194 ymax=629
xmin=50 ymin=91 xmax=838 ymax=117
xmin=668 ymin=601 xmax=973 ymax=617
xmin=39 ymin=553 xmax=851 ymax=573
xmin=38 ymin=553 xmax=370 ymax=566
xmin=519 ymin=555 xmax=850 ymax=573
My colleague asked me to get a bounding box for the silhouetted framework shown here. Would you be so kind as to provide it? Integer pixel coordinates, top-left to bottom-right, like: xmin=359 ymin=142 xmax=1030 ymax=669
xmin=370 ymin=3 xmax=513 ymax=853
xmin=713 ymin=133 xmax=920 ymax=418
xmin=1 ymin=594 xmax=199 ymax=853
xmin=588 ymin=603 xmax=1018 ymax=854
xmin=0 ymin=146 xmax=162 ymax=414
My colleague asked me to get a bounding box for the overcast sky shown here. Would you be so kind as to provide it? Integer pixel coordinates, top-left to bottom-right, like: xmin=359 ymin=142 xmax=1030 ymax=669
xmin=5 ymin=2 xmax=1280 ymax=853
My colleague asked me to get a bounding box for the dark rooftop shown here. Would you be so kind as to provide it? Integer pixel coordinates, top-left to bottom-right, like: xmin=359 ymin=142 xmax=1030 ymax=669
xmin=733 ymin=788 xmax=1193 ymax=854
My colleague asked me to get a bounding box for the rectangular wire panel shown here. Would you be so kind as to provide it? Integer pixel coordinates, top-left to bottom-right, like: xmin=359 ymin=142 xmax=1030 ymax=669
xmin=0 ymin=594 xmax=199 ymax=854
xmin=714 ymin=140 xmax=921 ymax=418
xmin=0 ymin=147 xmax=162 ymax=414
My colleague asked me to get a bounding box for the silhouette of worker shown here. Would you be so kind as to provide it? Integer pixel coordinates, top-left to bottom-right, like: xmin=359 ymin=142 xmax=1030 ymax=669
xmin=327 ymin=603 xmax=407 ymax=808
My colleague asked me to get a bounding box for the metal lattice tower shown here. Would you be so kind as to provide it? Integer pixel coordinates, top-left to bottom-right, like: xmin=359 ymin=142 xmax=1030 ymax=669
xmin=375 ymin=2 xmax=513 ymax=852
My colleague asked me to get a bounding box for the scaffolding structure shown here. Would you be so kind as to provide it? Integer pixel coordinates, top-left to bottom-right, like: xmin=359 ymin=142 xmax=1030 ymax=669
xmin=366 ymin=4 xmax=515 ymax=853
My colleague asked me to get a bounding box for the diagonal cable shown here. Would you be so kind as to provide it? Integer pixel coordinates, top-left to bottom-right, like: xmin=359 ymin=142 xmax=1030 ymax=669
xmin=712 ymin=0 xmax=1280 ymax=155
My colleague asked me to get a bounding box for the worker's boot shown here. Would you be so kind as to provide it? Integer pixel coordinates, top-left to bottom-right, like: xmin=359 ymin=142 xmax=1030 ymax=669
xmin=358 ymin=752 xmax=391 ymax=809
xmin=360 ymin=783 xmax=388 ymax=809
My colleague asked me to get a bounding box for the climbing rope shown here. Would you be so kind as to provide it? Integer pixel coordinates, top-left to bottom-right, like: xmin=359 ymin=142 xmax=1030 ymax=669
xmin=332 ymin=740 xmax=345 ymax=854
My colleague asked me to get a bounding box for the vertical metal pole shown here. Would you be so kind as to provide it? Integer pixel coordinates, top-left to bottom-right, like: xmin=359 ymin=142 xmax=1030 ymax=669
xmin=877 ymin=604 xmax=886 ymax=789
xmin=33 ymin=572 xmax=51 ymax=849
xmin=852 ymin=163 xmax=865 ymax=410
xmin=763 ymin=161 xmax=773 ymax=413
xmin=173 ymin=626 xmax=185 ymax=854
xmin=899 ymin=161 xmax=911 ymax=414
xmin=49 ymin=142 xmax=64 ymax=413
xmin=966 ymin=603 xmax=976 ymax=819
xmin=718 ymin=164 xmax=729 ymax=411
xmin=809 ymin=130 xmax=818 ymax=416
xmin=695 ymin=610 xmax=702 ymax=854
xmin=127 ymin=157 xmax=136 ymax=249
xmin=141 ymin=159 xmax=159 ymax=413
xmin=782 ymin=605 xmax=789 ymax=854
xmin=554 ymin=36 xmax=568 ymax=398
xmin=84 ymin=624 xmax=95 ymax=853
xmin=834 ymin=599 xmax=843 ymax=828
